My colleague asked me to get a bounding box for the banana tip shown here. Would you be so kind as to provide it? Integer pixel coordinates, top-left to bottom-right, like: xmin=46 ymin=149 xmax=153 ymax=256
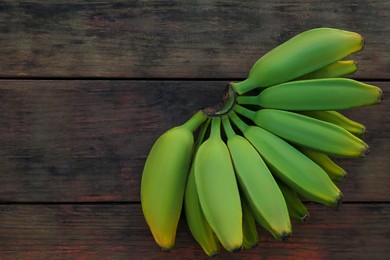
xmin=231 ymin=246 xmax=242 ymax=253
xmin=378 ymin=89 xmax=384 ymax=103
xmin=210 ymin=251 xmax=220 ymax=257
xmin=340 ymin=172 xmax=347 ymax=182
xmin=280 ymin=231 xmax=291 ymax=242
xmin=361 ymin=147 xmax=370 ymax=157
xmin=301 ymin=213 xmax=310 ymax=222
xmin=336 ymin=193 xmax=344 ymax=208
xmin=360 ymin=127 xmax=367 ymax=137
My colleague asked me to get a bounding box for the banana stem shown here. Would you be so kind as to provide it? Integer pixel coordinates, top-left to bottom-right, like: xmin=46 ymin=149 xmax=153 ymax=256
xmin=222 ymin=116 xmax=236 ymax=139
xmin=202 ymin=84 xmax=236 ymax=117
xmin=228 ymin=111 xmax=248 ymax=134
xmin=231 ymin=79 xmax=256 ymax=95
xmin=182 ymin=110 xmax=208 ymax=132
xmin=194 ymin=118 xmax=211 ymax=151
xmin=210 ymin=117 xmax=222 ymax=139
xmin=234 ymin=104 xmax=256 ymax=120
xmin=236 ymin=95 xmax=259 ymax=106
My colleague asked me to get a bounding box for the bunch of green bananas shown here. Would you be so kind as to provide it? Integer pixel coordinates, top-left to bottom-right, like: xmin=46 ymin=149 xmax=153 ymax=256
xmin=140 ymin=28 xmax=383 ymax=256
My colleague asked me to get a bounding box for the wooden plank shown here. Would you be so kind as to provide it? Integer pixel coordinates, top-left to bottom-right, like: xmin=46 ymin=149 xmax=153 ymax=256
xmin=0 ymin=203 xmax=388 ymax=259
xmin=0 ymin=80 xmax=388 ymax=202
xmin=0 ymin=1 xmax=389 ymax=78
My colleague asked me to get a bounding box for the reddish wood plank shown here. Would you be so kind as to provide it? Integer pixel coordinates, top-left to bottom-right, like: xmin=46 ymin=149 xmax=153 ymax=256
xmin=0 ymin=80 xmax=388 ymax=202
xmin=0 ymin=1 xmax=389 ymax=78
xmin=0 ymin=204 xmax=388 ymax=259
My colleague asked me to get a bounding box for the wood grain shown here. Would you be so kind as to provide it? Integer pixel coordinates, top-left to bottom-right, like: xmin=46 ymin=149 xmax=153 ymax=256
xmin=0 ymin=1 xmax=389 ymax=78
xmin=0 ymin=2 xmax=389 ymax=259
xmin=0 ymin=80 xmax=388 ymax=202
xmin=0 ymin=204 xmax=388 ymax=259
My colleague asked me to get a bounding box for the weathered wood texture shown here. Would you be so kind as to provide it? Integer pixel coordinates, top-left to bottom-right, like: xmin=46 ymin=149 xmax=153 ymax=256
xmin=0 ymin=204 xmax=389 ymax=259
xmin=1 ymin=1 xmax=389 ymax=259
xmin=0 ymin=1 xmax=389 ymax=78
xmin=0 ymin=80 xmax=388 ymax=203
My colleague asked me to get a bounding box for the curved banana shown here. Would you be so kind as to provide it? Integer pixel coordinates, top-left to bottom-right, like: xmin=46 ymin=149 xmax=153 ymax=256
xmin=241 ymin=197 xmax=259 ymax=249
xmin=184 ymin=119 xmax=220 ymax=256
xmin=236 ymin=78 xmax=382 ymax=111
xmin=234 ymin=106 xmax=368 ymax=157
xmin=277 ymin=180 xmax=310 ymax=222
xmin=231 ymin=27 xmax=364 ymax=94
xmin=296 ymin=60 xmax=357 ymax=80
xmin=141 ymin=111 xmax=207 ymax=250
xmin=299 ymin=110 xmax=366 ymax=137
xmin=229 ymin=111 xmax=342 ymax=207
xmin=194 ymin=117 xmax=242 ymax=252
xmin=298 ymin=147 xmax=346 ymax=182
xmin=222 ymin=116 xmax=291 ymax=241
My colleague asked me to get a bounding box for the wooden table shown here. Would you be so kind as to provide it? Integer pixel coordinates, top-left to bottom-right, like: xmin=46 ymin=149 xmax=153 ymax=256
xmin=0 ymin=1 xmax=389 ymax=259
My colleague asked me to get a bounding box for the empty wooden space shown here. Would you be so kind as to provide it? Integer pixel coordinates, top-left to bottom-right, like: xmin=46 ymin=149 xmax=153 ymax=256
xmin=0 ymin=1 xmax=389 ymax=259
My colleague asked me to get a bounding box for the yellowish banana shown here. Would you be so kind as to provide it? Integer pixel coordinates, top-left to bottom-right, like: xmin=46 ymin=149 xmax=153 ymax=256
xmin=298 ymin=147 xmax=347 ymax=182
xmin=277 ymin=180 xmax=310 ymax=222
xmin=141 ymin=111 xmax=207 ymax=250
xmin=222 ymin=116 xmax=291 ymax=241
xmin=296 ymin=60 xmax=357 ymax=80
xmin=194 ymin=117 xmax=243 ymax=252
xmin=229 ymin=111 xmax=342 ymax=207
xmin=231 ymin=27 xmax=364 ymax=94
xmin=299 ymin=110 xmax=366 ymax=137
xmin=235 ymin=105 xmax=368 ymax=157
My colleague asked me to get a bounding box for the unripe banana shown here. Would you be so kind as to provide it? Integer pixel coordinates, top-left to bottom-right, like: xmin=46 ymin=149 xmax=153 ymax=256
xmin=277 ymin=180 xmax=310 ymax=223
xmin=237 ymin=78 xmax=382 ymax=111
xmin=298 ymin=147 xmax=346 ymax=182
xmin=229 ymin=111 xmax=342 ymax=207
xmin=299 ymin=110 xmax=366 ymax=137
xmin=185 ymin=163 xmax=221 ymax=256
xmin=234 ymin=106 xmax=368 ymax=157
xmin=241 ymin=197 xmax=259 ymax=249
xmin=184 ymin=119 xmax=220 ymax=256
xmin=141 ymin=111 xmax=207 ymax=250
xmin=194 ymin=117 xmax=242 ymax=252
xmin=296 ymin=60 xmax=357 ymax=80
xmin=231 ymin=27 xmax=364 ymax=94
xmin=222 ymin=116 xmax=291 ymax=241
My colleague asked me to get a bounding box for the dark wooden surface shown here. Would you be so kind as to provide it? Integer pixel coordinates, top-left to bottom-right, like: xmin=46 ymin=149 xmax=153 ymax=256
xmin=0 ymin=1 xmax=389 ymax=259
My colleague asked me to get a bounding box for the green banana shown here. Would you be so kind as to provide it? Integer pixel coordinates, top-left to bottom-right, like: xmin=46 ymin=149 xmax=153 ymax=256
xmin=222 ymin=116 xmax=291 ymax=241
xmin=194 ymin=117 xmax=243 ymax=252
xmin=229 ymin=111 xmax=342 ymax=207
xmin=277 ymin=180 xmax=310 ymax=223
xmin=299 ymin=110 xmax=366 ymax=137
xmin=236 ymin=78 xmax=382 ymax=111
xmin=184 ymin=119 xmax=220 ymax=256
xmin=234 ymin=105 xmax=368 ymax=157
xmin=141 ymin=111 xmax=207 ymax=250
xmin=298 ymin=147 xmax=346 ymax=182
xmin=140 ymin=28 xmax=382 ymax=254
xmin=241 ymin=196 xmax=259 ymax=249
xmin=231 ymin=27 xmax=364 ymax=94
xmin=296 ymin=60 xmax=357 ymax=80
